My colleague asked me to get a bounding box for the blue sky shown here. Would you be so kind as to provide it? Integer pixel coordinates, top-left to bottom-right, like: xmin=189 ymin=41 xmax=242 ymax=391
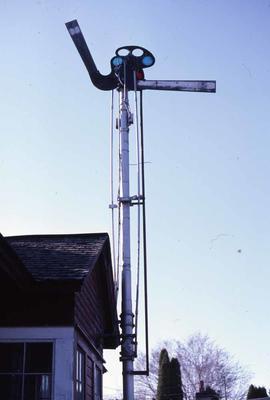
xmin=1 ymin=0 xmax=270 ymax=396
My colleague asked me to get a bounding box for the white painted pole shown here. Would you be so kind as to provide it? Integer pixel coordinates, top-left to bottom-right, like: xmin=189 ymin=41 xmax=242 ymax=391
xmin=119 ymin=87 xmax=135 ymax=400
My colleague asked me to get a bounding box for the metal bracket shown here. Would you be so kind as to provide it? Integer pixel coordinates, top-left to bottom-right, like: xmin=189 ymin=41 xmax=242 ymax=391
xmin=118 ymin=195 xmax=144 ymax=206
xmin=131 ymin=370 xmax=149 ymax=376
xmin=118 ymin=196 xmax=132 ymax=204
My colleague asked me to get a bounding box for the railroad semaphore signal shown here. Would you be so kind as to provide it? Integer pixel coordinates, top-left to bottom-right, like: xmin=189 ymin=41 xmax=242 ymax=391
xmin=66 ymin=19 xmax=216 ymax=400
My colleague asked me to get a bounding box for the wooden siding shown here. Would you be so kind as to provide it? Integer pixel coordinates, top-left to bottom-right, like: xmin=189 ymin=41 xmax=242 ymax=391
xmin=76 ymin=329 xmax=104 ymax=400
xmin=0 ymin=235 xmax=34 ymax=290
xmin=74 ymin=257 xmax=107 ymax=351
xmin=86 ymin=353 xmax=94 ymax=400
xmin=0 ymin=288 xmax=74 ymax=327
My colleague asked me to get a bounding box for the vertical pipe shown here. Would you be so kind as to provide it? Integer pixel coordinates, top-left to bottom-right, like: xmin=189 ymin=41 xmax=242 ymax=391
xmin=119 ymin=88 xmax=135 ymax=400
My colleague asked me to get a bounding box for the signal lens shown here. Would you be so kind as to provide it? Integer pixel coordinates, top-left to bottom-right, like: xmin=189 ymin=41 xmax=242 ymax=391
xmin=142 ymin=55 xmax=154 ymax=67
xmin=132 ymin=48 xmax=144 ymax=57
xmin=136 ymin=70 xmax=145 ymax=80
xmin=112 ymin=56 xmax=123 ymax=67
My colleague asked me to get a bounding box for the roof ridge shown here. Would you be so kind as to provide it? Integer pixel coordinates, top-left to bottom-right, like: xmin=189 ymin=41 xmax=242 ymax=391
xmin=6 ymin=232 xmax=109 ymax=240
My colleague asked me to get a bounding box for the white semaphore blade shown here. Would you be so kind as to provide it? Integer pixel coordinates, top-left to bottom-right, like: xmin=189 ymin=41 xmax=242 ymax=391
xmin=137 ymin=79 xmax=216 ymax=92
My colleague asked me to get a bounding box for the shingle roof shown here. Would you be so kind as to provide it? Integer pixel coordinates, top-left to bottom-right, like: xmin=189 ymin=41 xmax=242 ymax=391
xmin=5 ymin=233 xmax=108 ymax=282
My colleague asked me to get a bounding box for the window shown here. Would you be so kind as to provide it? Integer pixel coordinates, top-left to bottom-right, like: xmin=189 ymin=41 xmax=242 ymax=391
xmin=94 ymin=366 xmax=102 ymax=400
xmin=0 ymin=342 xmax=53 ymax=400
xmin=75 ymin=348 xmax=85 ymax=400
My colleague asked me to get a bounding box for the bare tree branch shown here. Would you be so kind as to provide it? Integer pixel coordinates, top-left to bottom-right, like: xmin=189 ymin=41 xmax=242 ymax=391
xmin=135 ymin=333 xmax=252 ymax=400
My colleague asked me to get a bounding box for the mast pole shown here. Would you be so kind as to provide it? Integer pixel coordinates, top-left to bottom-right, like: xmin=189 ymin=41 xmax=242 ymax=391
xmin=119 ymin=87 xmax=135 ymax=400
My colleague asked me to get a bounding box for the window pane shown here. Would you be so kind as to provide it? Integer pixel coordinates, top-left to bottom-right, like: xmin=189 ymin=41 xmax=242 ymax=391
xmin=76 ymin=350 xmax=79 ymax=380
xmin=76 ymin=349 xmax=85 ymax=400
xmin=0 ymin=375 xmax=22 ymax=400
xmin=24 ymin=375 xmax=51 ymax=400
xmin=25 ymin=343 xmax=53 ymax=373
xmin=0 ymin=343 xmax=24 ymax=372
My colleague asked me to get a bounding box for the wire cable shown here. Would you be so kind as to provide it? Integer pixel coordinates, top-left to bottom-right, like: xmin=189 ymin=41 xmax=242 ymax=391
xmin=116 ymin=89 xmax=122 ymax=302
xmin=110 ymin=90 xmax=117 ymax=285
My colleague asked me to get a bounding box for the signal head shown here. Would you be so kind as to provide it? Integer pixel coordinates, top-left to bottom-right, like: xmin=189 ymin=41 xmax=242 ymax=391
xmin=111 ymin=46 xmax=155 ymax=72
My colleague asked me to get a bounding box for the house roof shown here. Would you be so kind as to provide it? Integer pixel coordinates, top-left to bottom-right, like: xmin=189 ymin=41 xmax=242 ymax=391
xmin=5 ymin=233 xmax=108 ymax=282
xmin=0 ymin=232 xmax=119 ymax=348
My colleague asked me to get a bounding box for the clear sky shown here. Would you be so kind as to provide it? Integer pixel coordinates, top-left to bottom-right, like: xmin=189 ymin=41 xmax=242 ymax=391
xmin=1 ymin=0 xmax=270 ymax=397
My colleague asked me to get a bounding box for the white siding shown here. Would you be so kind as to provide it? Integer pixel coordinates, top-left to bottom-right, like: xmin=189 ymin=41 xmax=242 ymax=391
xmin=0 ymin=327 xmax=75 ymax=400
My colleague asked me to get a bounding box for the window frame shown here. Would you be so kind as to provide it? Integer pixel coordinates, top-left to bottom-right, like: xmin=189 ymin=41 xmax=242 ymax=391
xmin=75 ymin=346 xmax=85 ymax=400
xmin=0 ymin=341 xmax=54 ymax=400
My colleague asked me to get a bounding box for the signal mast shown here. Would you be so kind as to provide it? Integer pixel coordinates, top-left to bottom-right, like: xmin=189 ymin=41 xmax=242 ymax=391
xmin=66 ymin=20 xmax=216 ymax=400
